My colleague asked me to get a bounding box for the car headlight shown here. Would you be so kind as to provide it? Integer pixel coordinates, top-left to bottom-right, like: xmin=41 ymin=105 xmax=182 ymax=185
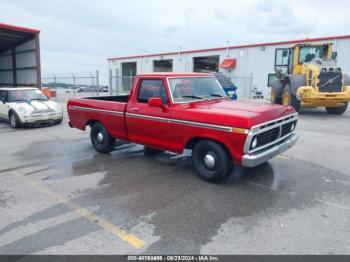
xmin=18 ymin=107 xmax=27 ymax=114
xmin=290 ymin=123 xmax=295 ymax=132
xmin=54 ymin=104 xmax=62 ymax=112
xmin=251 ymin=137 xmax=258 ymax=149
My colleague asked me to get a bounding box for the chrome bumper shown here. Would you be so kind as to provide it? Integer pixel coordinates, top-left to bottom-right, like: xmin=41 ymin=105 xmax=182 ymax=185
xmin=242 ymin=134 xmax=298 ymax=167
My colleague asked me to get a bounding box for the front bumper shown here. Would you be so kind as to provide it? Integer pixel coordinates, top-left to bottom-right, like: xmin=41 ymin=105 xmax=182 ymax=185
xmin=297 ymin=86 xmax=350 ymax=107
xmin=242 ymin=134 xmax=298 ymax=168
xmin=20 ymin=112 xmax=63 ymax=125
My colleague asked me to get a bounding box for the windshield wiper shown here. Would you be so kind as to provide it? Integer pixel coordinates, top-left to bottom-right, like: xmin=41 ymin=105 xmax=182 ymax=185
xmin=14 ymin=99 xmax=29 ymax=102
xmin=208 ymin=94 xmax=224 ymax=97
xmin=181 ymin=95 xmax=203 ymax=99
xmin=32 ymin=98 xmax=47 ymax=101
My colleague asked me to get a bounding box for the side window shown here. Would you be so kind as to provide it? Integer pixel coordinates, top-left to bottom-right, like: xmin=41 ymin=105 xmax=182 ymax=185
xmin=275 ymin=48 xmax=289 ymax=66
xmin=137 ymin=80 xmax=168 ymax=104
xmin=267 ymin=74 xmax=277 ymax=87
xmin=0 ymin=91 xmax=7 ymax=102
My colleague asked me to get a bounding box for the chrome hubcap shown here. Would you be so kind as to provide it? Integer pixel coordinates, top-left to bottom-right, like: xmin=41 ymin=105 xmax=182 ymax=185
xmin=11 ymin=115 xmax=16 ymax=126
xmin=97 ymin=132 xmax=104 ymax=143
xmin=204 ymin=153 xmax=216 ymax=169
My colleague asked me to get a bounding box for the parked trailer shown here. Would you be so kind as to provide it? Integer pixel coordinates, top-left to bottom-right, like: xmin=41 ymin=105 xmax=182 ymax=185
xmin=0 ymin=23 xmax=41 ymax=88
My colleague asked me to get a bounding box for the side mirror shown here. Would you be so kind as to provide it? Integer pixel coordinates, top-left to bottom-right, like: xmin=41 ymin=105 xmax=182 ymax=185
xmin=332 ymin=51 xmax=337 ymax=60
xmin=0 ymin=97 xmax=5 ymax=104
xmin=148 ymin=97 xmax=162 ymax=108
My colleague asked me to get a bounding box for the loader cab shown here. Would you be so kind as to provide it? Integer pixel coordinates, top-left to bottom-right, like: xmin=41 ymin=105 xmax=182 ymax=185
xmin=274 ymin=43 xmax=334 ymax=75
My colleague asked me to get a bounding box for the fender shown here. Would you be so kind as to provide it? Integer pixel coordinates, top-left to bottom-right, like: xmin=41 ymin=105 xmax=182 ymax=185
xmin=289 ymin=75 xmax=306 ymax=96
xmin=272 ymin=79 xmax=284 ymax=99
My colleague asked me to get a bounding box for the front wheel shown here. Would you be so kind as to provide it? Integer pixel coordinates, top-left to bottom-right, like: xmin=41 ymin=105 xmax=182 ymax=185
xmin=282 ymin=84 xmax=300 ymax=112
xmin=192 ymin=140 xmax=233 ymax=183
xmin=326 ymin=102 xmax=348 ymax=115
xmin=90 ymin=122 xmax=115 ymax=153
xmin=9 ymin=112 xmax=22 ymax=129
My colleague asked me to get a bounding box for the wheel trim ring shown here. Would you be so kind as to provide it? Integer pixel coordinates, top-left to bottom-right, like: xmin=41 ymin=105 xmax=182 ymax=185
xmin=202 ymin=151 xmax=217 ymax=170
xmin=96 ymin=132 xmax=104 ymax=143
xmin=10 ymin=114 xmax=16 ymax=126
xmin=271 ymin=89 xmax=276 ymax=102
xmin=283 ymin=91 xmax=289 ymax=106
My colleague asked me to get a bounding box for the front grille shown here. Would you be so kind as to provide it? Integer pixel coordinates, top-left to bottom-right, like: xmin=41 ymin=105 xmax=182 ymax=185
xmin=318 ymin=72 xmax=343 ymax=92
xmin=254 ymin=127 xmax=280 ymax=148
xmin=281 ymin=121 xmax=297 ymax=137
xmin=31 ymin=109 xmax=55 ymax=115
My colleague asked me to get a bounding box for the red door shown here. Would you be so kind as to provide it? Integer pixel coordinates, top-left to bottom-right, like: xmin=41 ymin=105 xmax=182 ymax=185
xmin=126 ymin=78 xmax=171 ymax=150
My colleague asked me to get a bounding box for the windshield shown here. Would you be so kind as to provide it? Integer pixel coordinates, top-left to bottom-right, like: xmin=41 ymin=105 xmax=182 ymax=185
xmin=168 ymin=77 xmax=226 ymax=103
xmin=299 ymin=46 xmax=324 ymax=63
xmin=8 ymin=89 xmax=48 ymax=102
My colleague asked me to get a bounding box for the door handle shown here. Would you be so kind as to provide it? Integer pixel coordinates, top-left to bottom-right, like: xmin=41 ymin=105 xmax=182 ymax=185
xmin=131 ymin=108 xmax=139 ymax=112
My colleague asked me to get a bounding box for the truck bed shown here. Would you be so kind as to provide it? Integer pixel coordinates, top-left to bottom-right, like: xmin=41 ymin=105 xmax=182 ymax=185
xmin=84 ymin=95 xmax=129 ymax=103
xmin=67 ymin=95 xmax=128 ymax=140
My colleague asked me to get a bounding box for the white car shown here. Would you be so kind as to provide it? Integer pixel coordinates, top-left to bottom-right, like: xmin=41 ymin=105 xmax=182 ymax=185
xmin=0 ymin=87 xmax=63 ymax=128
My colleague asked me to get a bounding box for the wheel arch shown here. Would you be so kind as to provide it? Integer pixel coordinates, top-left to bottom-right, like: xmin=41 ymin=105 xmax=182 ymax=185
xmin=184 ymin=136 xmax=235 ymax=160
xmin=289 ymin=75 xmax=306 ymax=95
xmin=272 ymin=78 xmax=284 ymax=99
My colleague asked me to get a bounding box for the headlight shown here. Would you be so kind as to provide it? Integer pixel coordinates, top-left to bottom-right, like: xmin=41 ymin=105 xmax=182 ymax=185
xmin=55 ymin=104 xmax=62 ymax=112
xmin=18 ymin=107 xmax=27 ymax=114
xmin=251 ymin=137 xmax=258 ymax=149
xmin=290 ymin=123 xmax=295 ymax=132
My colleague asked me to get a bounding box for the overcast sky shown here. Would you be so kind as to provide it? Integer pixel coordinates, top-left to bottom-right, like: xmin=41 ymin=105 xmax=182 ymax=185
xmin=0 ymin=0 xmax=349 ymax=83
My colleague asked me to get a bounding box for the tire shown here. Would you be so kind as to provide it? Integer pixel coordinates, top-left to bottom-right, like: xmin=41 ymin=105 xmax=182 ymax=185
xmin=192 ymin=140 xmax=233 ymax=183
xmin=9 ymin=111 xmax=22 ymax=129
xmin=282 ymin=84 xmax=300 ymax=112
xmin=326 ymin=102 xmax=348 ymax=115
xmin=90 ymin=122 xmax=116 ymax=153
xmin=271 ymin=85 xmax=282 ymax=104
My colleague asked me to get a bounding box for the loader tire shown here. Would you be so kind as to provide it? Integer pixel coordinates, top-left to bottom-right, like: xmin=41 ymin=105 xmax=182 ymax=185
xmin=326 ymin=102 xmax=348 ymax=115
xmin=282 ymin=84 xmax=300 ymax=112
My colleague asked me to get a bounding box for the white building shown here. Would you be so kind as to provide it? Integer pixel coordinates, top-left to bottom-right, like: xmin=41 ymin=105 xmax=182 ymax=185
xmin=108 ymin=35 xmax=350 ymax=98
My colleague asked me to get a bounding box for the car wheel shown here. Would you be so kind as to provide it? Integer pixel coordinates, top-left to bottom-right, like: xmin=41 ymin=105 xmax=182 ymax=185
xmin=9 ymin=112 xmax=21 ymax=129
xmin=90 ymin=122 xmax=115 ymax=153
xmin=192 ymin=140 xmax=233 ymax=183
xmin=282 ymin=84 xmax=300 ymax=112
xmin=326 ymin=102 xmax=348 ymax=115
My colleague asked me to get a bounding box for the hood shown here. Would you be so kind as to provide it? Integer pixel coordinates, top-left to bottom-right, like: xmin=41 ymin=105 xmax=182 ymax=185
xmin=12 ymin=100 xmax=61 ymax=113
xmin=176 ymin=99 xmax=295 ymax=128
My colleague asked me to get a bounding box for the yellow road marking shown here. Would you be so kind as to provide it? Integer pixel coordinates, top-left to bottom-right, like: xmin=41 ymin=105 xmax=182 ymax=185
xmin=276 ymin=155 xmax=290 ymax=160
xmin=6 ymin=164 xmax=145 ymax=249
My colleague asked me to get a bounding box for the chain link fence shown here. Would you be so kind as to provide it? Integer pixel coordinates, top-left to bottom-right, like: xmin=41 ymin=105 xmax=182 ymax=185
xmin=42 ymin=71 xmax=262 ymax=109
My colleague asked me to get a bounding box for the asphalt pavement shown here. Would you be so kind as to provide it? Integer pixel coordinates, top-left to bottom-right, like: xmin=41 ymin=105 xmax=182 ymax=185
xmin=0 ymin=107 xmax=349 ymax=254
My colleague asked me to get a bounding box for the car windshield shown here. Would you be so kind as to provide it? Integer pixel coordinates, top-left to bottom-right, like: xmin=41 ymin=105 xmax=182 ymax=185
xmin=168 ymin=77 xmax=226 ymax=103
xmin=8 ymin=89 xmax=48 ymax=102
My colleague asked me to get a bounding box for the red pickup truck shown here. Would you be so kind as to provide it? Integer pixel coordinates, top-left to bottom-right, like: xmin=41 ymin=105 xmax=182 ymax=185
xmin=68 ymin=73 xmax=298 ymax=182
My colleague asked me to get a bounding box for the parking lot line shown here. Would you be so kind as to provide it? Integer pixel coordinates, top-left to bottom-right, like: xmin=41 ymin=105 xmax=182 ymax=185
xmin=4 ymin=162 xmax=145 ymax=249
xmin=276 ymin=155 xmax=290 ymax=160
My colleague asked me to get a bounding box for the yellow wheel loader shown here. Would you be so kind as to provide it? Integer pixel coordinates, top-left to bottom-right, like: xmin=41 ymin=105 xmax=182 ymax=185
xmin=271 ymin=43 xmax=350 ymax=114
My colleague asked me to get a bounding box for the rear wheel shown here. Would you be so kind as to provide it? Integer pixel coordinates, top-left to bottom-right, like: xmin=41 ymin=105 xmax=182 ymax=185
xmin=282 ymin=84 xmax=300 ymax=112
xmin=90 ymin=122 xmax=115 ymax=153
xmin=9 ymin=112 xmax=21 ymax=129
xmin=271 ymin=86 xmax=282 ymax=104
xmin=192 ymin=140 xmax=233 ymax=183
xmin=326 ymin=102 xmax=348 ymax=115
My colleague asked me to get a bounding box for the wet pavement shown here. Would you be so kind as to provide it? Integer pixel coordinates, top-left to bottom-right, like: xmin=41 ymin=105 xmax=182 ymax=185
xmin=0 ymin=108 xmax=350 ymax=254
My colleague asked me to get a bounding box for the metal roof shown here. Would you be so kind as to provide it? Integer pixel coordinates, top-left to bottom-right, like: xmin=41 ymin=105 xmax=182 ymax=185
xmin=0 ymin=23 xmax=40 ymax=54
xmin=108 ymin=35 xmax=350 ymax=61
